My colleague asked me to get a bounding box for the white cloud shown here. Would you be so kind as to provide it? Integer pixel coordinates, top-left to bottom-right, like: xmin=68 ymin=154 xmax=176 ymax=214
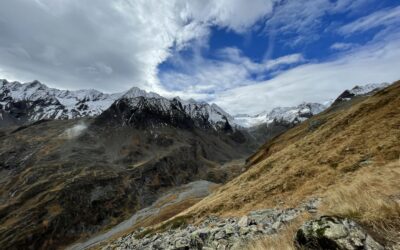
xmin=266 ymin=54 xmax=304 ymax=69
xmin=0 ymin=0 xmax=274 ymax=93
xmin=159 ymin=49 xmax=304 ymax=97
xmin=330 ymin=43 xmax=355 ymax=51
xmin=181 ymin=0 xmax=274 ymax=33
xmin=339 ymin=6 xmax=400 ymax=35
xmin=62 ymin=123 xmax=87 ymax=139
xmin=213 ymin=37 xmax=400 ymax=115
xmin=263 ymin=0 xmax=379 ymax=46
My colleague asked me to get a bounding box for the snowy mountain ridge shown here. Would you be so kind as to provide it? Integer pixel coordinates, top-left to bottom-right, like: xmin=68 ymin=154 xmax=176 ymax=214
xmin=349 ymin=82 xmax=390 ymax=95
xmin=233 ymin=82 xmax=390 ymax=128
xmin=0 ymin=79 xmax=123 ymax=120
xmin=0 ymin=79 xmax=233 ymax=128
xmin=234 ymin=102 xmax=326 ymax=128
xmin=0 ymin=79 xmax=390 ymax=128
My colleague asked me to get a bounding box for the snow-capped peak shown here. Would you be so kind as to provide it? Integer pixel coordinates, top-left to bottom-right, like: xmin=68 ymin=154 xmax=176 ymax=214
xmin=0 ymin=79 xmax=122 ymax=120
xmin=334 ymin=82 xmax=390 ymax=104
xmin=349 ymin=82 xmax=389 ymax=96
xmin=0 ymin=79 xmax=235 ymax=130
xmin=121 ymin=87 xmax=161 ymax=99
xmin=233 ymin=102 xmax=327 ymax=128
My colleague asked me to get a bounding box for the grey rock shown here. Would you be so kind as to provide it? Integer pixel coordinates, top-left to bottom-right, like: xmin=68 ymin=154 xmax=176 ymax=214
xmin=103 ymin=198 xmax=322 ymax=250
xmin=214 ymin=230 xmax=226 ymax=240
xmin=174 ymin=237 xmax=190 ymax=249
xmin=224 ymin=225 xmax=236 ymax=235
xmin=294 ymin=216 xmax=384 ymax=250
xmin=237 ymin=216 xmax=249 ymax=227
xmin=271 ymin=221 xmax=281 ymax=231
xmin=239 ymin=226 xmax=250 ymax=235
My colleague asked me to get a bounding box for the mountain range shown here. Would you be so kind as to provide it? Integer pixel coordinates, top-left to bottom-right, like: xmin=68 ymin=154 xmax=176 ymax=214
xmin=0 ymin=79 xmax=389 ymax=130
xmin=0 ymin=79 xmax=395 ymax=250
xmin=0 ymin=79 xmax=235 ymax=131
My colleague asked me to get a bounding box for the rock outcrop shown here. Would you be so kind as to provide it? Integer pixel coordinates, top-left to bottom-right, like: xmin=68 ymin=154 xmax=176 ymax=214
xmin=102 ymin=198 xmax=320 ymax=250
xmin=294 ymin=216 xmax=384 ymax=250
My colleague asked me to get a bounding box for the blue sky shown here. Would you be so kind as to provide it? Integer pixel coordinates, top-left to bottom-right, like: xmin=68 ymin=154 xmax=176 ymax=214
xmin=0 ymin=0 xmax=400 ymax=114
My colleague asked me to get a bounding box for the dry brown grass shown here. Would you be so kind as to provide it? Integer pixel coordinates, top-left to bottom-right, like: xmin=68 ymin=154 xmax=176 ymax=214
xmin=154 ymin=194 xmax=179 ymax=208
xmin=246 ymin=163 xmax=400 ymax=249
xmin=179 ymin=81 xmax=400 ymax=224
xmin=320 ymin=162 xmax=400 ymax=244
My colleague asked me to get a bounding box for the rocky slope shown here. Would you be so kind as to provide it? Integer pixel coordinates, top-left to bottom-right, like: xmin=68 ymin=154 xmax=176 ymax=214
xmin=102 ymin=198 xmax=320 ymax=250
xmin=0 ymin=95 xmax=254 ymax=249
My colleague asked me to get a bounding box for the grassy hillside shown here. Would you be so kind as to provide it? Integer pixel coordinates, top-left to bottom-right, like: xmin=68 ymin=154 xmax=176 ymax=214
xmin=178 ymin=81 xmax=400 ymax=246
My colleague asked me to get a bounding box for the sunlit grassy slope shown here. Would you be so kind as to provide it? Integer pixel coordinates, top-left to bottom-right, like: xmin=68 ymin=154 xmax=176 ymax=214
xmin=180 ymin=81 xmax=400 ymax=224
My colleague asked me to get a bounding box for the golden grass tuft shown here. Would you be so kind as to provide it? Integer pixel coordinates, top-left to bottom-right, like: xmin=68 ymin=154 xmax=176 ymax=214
xmin=246 ymin=163 xmax=400 ymax=249
xmin=320 ymin=163 xmax=400 ymax=244
xmin=245 ymin=214 xmax=309 ymax=250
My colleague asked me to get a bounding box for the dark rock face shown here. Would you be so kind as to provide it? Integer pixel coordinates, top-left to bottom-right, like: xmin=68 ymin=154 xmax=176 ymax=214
xmin=96 ymin=97 xmax=197 ymax=129
xmin=333 ymin=90 xmax=356 ymax=104
xmin=295 ymin=216 xmax=384 ymax=250
xmin=1 ymin=98 xmax=65 ymax=123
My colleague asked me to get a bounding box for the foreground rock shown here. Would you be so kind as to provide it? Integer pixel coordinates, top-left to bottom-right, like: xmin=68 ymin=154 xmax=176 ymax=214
xmin=295 ymin=216 xmax=384 ymax=250
xmin=102 ymin=198 xmax=320 ymax=250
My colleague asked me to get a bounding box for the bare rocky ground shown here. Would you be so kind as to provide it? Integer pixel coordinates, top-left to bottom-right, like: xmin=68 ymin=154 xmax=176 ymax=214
xmin=101 ymin=198 xmax=321 ymax=250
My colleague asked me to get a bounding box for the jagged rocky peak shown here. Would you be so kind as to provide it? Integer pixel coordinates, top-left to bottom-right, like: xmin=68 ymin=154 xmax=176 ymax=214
xmin=96 ymin=96 xmax=195 ymax=129
xmin=0 ymin=79 xmax=123 ymax=121
xmin=334 ymin=82 xmax=389 ymax=104
xmin=179 ymin=98 xmax=234 ymax=125
xmin=122 ymin=86 xmax=161 ymax=99
xmin=266 ymin=102 xmax=326 ymax=124
xmin=98 ymin=94 xmax=234 ymax=131
xmin=0 ymin=79 xmax=236 ymax=131
xmin=106 ymin=88 xmax=236 ymax=130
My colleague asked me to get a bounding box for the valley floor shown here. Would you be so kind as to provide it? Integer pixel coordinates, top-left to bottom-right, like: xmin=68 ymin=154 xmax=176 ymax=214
xmin=67 ymin=181 xmax=219 ymax=250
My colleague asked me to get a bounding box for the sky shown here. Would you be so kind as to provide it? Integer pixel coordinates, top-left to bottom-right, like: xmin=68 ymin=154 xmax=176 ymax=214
xmin=0 ymin=0 xmax=399 ymax=115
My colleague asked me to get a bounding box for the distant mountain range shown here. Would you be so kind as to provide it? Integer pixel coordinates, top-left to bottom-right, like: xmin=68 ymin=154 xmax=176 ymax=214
xmin=0 ymin=79 xmax=389 ymax=130
xmin=0 ymin=79 xmax=233 ymax=130
xmin=234 ymin=82 xmax=389 ymax=127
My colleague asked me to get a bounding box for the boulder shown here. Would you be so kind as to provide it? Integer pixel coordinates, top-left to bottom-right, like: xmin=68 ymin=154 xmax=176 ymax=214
xmin=294 ymin=216 xmax=384 ymax=250
xmin=238 ymin=216 xmax=249 ymax=227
